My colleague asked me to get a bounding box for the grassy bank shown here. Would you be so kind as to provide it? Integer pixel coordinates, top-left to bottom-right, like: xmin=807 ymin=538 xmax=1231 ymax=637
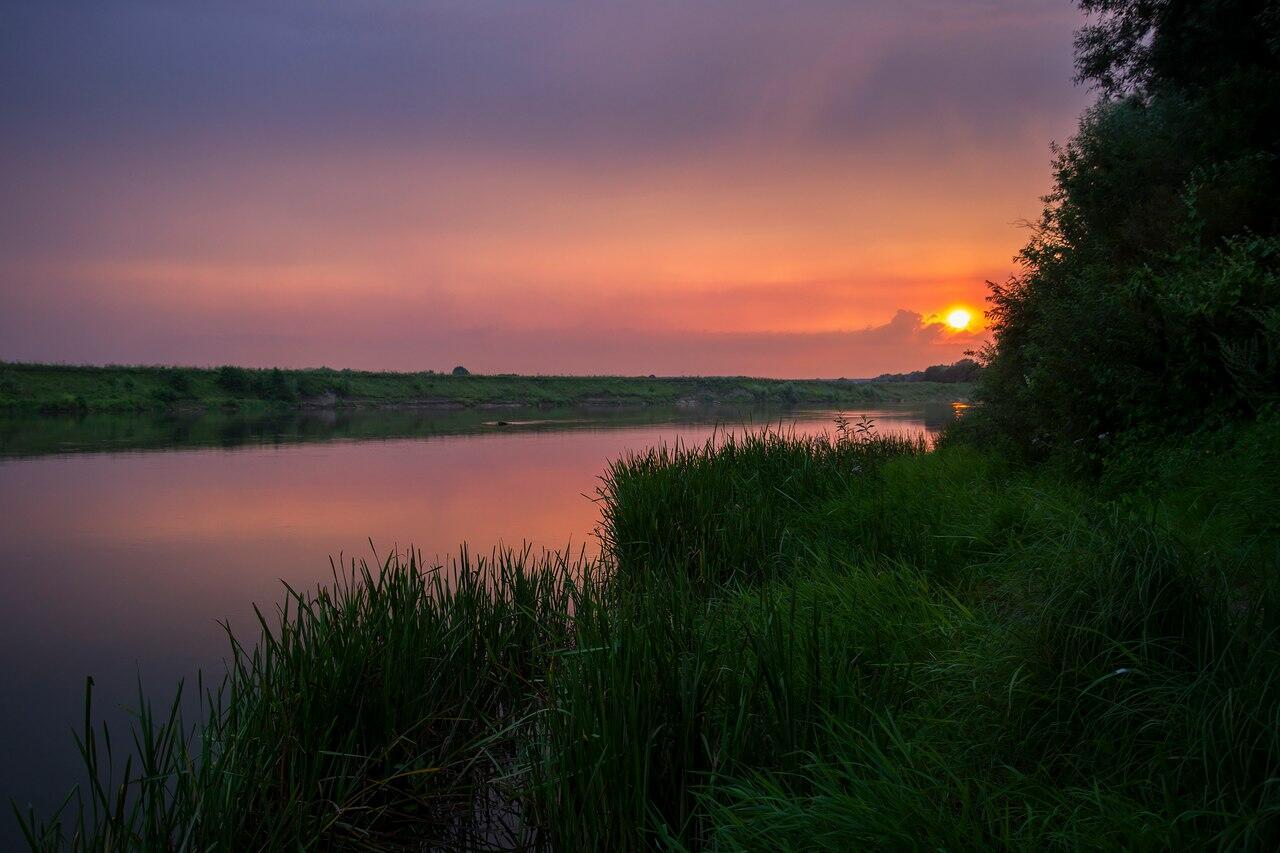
xmin=18 ymin=417 xmax=1280 ymax=849
xmin=0 ymin=362 xmax=970 ymax=415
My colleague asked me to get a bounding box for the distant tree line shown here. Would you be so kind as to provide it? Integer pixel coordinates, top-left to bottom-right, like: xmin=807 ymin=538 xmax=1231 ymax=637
xmin=875 ymin=358 xmax=981 ymax=384
xmin=213 ymin=366 xmax=349 ymax=402
xmin=211 ymin=365 xmax=471 ymax=402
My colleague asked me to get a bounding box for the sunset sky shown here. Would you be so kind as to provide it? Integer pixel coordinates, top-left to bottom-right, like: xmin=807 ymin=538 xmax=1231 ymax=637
xmin=0 ymin=1 xmax=1091 ymax=377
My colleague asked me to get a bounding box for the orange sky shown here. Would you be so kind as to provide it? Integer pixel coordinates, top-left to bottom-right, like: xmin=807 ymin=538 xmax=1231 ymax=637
xmin=0 ymin=1 xmax=1092 ymax=377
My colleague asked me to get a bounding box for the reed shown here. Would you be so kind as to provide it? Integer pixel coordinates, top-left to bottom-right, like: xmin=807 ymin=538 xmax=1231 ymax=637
xmin=16 ymin=422 xmax=1280 ymax=849
xmin=17 ymin=549 xmax=589 ymax=851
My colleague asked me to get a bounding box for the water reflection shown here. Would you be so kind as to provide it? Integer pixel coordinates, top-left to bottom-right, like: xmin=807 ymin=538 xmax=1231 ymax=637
xmin=0 ymin=404 xmax=955 ymax=838
xmin=0 ymin=402 xmax=961 ymax=458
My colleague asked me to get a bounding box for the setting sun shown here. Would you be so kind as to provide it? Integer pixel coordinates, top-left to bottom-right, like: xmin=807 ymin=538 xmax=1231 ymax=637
xmin=945 ymin=308 xmax=973 ymax=330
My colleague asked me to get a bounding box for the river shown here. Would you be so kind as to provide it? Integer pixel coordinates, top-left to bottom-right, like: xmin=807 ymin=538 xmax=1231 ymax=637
xmin=0 ymin=402 xmax=957 ymax=838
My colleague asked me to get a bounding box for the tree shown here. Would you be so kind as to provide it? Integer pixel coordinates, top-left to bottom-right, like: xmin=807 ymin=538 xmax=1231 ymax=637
xmin=1075 ymin=0 xmax=1280 ymax=101
xmin=976 ymin=0 xmax=1280 ymax=461
xmin=216 ymin=365 xmax=250 ymax=393
xmin=451 ymin=365 xmax=470 ymax=377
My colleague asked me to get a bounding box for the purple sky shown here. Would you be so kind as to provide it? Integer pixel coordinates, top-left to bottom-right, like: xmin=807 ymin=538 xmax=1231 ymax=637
xmin=0 ymin=0 xmax=1091 ymax=376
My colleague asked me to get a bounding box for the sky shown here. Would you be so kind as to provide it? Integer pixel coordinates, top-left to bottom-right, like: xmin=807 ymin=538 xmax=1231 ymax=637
xmin=0 ymin=0 xmax=1092 ymax=377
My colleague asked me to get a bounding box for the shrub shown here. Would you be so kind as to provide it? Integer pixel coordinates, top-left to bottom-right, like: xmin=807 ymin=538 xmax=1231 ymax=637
xmin=246 ymin=368 xmax=297 ymax=402
xmin=975 ymin=1 xmax=1280 ymax=463
xmin=216 ymin=365 xmax=251 ymax=393
xmin=266 ymin=368 xmax=297 ymax=402
xmin=158 ymin=368 xmax=194 ymax=398
xmin=295 ymin=373 xmax=328 ymax=398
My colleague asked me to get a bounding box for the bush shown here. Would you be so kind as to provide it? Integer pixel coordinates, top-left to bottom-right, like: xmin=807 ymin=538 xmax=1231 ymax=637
xmin=975 ymin=2 xmax=1280 ymax=464
xmin=246 ymin=368 xmax=297 ymax=402
xmin=159 ymin=368 xmax=194 ymax=398
xmin=216 ymin=365 xmax=250 ymax=393
xmin=452 ymin=365 xmax=470 ymax=377
xmin=295 ymin=373 xmax=328 ymax=398
xmin=265 ymin=368 xmax=297 ymax=402
xmin=876 ymin=358 xmax=981 ymax=383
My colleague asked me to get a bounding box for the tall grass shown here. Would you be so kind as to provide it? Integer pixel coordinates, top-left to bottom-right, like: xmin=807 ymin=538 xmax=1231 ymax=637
xmin=600 ymin=429 xmax=928 ymax=584
xmin=16 ymin=423 xmax=1280 ymax=849
xmin=17 ymin=549 xmax=589 ymax=851
xmin=691 ymin=425 xmax=1280 ymax=850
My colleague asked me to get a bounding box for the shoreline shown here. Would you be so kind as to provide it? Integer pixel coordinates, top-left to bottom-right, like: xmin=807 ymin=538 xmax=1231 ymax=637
xmin=19 ymin=421 xmax=1278 ymax=848
xmin=0 ymin=361 xmax=973 ymax=415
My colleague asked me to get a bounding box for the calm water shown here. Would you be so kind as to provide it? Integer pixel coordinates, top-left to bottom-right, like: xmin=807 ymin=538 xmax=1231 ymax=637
xmin=0 ymin=403 xmax=956 ymax=835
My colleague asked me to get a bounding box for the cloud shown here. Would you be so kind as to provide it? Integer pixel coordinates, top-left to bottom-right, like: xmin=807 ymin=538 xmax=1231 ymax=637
xmin=595 ymin=309 xmax=983 ymax=378
xmin=0 ymin=270 xmax=982 ymax=377
xmin=1 ymin=0 xmax=1085 ymax=155
xmin=0 ymin=1 xmax=1071 ymax=375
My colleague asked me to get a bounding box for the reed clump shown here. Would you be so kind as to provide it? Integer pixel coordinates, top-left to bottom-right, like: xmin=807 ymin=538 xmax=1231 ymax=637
xmin=17 ymin=421 xmax=1280 ymax=849
xmin=18 ymin=549 xmax=588 ymax=851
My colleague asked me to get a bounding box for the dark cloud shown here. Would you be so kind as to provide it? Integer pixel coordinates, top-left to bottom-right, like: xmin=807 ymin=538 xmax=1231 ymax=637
xmin=1 ymin=0 xmax=1082 ymax=153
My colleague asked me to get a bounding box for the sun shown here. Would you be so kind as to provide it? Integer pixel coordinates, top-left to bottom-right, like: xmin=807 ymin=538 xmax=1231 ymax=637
xmin=945 ymin=308 xmax=973 ymax=330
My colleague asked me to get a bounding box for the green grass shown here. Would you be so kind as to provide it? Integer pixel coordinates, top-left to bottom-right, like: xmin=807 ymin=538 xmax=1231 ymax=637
xmin=0 ymin=361 xmax=971 ymax=415
xmin=16 ymin=418 xmax=1280 ymax=849
xmin=17 ymin=548 xmax=588 ymax=850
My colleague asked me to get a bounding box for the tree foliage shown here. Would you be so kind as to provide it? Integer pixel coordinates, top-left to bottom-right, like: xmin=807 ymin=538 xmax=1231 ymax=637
xmin=977 ymin=0 xmax=1280 ymax=461
xmin=875 ymin=358 xmax=981 ymax=384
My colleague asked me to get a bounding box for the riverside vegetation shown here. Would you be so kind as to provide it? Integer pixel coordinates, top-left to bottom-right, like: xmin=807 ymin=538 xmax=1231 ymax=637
xmin=14 ymin=0 xmax=1280 ymax=848
xmin=15 ymin=422 xmax=1280 ymax=849
xmin=0 ymin=363 xmax=969 ymax=415
xmin=0 ymin=404 xmax=967 ymax=459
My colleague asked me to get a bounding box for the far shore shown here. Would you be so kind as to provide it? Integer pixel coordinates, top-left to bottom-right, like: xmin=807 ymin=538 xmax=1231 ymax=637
xmin=0 ymin=362 xmax=974 ymax=415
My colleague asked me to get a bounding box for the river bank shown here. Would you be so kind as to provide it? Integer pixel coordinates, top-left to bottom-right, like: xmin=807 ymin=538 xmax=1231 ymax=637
xmin=0 ymin=401 xmax=958 ymax=459
xmin=19 ymin=417 xmax=1280 ymax=849
xmin=0 ymin=362 xmax=971 ymax=415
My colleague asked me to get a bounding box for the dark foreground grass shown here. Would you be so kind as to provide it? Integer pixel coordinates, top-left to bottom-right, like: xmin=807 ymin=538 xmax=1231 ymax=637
xmin=17 ymin=420 xmax=1280 ymax=849
xmin=17 ymin=549 xmax=589 ymax=851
